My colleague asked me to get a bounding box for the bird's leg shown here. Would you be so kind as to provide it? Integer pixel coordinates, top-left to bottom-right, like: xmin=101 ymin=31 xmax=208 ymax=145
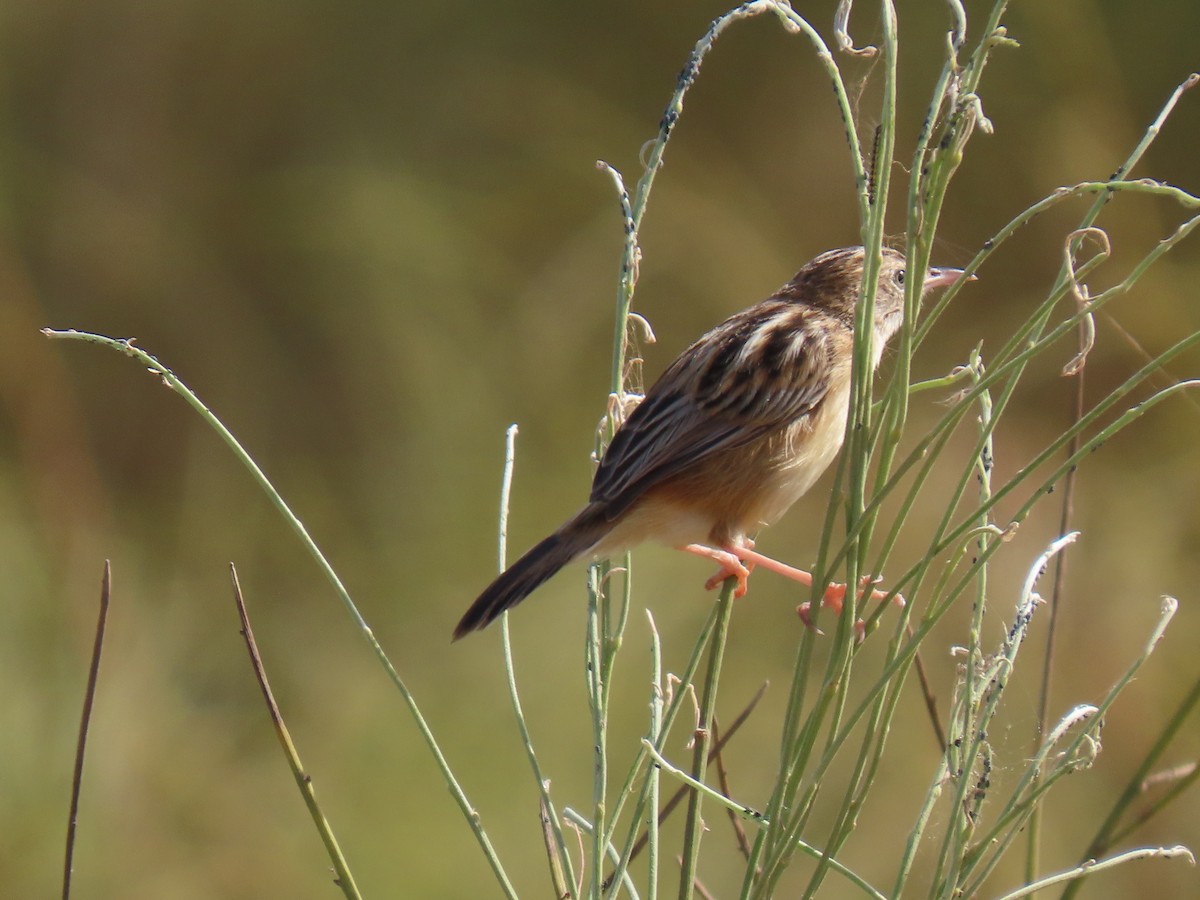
xmin=683 ymin=541 xmax=903 ymax=634
xmin=680 ymin=544 xmax=754 ymax=598
xmin=793 ymin=569 xmax=905 ymax=638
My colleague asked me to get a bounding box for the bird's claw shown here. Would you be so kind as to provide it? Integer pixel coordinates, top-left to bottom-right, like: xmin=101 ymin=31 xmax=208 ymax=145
xmin=796 ymin=575 xmax=904 ymax=640
xmin=702 ymin=554 xmax=754 ymax=598
xmin=682 ymin=544 xmax=758 ymax=598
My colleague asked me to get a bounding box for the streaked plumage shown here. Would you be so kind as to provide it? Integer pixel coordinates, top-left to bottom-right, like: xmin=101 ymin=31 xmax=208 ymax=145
xmin=454 ymin=246 xmax=966 ymax=639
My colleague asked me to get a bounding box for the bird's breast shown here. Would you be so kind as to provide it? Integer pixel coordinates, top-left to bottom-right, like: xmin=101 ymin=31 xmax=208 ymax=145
xmin=750 ymin=377 xmax=851 ymax=527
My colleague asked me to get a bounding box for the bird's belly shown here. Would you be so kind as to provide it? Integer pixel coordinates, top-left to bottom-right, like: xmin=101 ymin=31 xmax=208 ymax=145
xmin=605 ymin=395 xmax=850 ymax=552
xmin=588 ymin=498 xmax=718 ymax=558
xmin=730 ymin=379 xmax=844 ymax=517
xmin=752 ymin=403 xmax=848 ymax=526
xmin=588 ymin=380 xmax=851 ymax=556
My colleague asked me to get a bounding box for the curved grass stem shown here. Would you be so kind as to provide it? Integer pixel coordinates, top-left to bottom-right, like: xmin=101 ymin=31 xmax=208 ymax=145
xmin=42 ymin=328 xmax=519 ymax=899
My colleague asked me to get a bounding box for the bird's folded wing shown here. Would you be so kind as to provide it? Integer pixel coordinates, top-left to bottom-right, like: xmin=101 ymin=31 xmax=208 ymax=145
xmin=590 ymin=305 xmax=832 ymax=518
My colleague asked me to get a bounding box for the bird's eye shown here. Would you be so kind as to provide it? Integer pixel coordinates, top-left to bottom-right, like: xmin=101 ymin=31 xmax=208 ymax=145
xmin=894 ymin=268 xmax=906 ymax=286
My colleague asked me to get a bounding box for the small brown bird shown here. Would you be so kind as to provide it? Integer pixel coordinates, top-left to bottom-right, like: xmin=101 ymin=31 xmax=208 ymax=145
xmin=454 ymin=246 xmax=967 ymax=639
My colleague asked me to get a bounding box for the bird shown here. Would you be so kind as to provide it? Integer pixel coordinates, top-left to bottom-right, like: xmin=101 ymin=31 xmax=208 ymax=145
xmin=454 ymin=246 xmax=968 ymax=640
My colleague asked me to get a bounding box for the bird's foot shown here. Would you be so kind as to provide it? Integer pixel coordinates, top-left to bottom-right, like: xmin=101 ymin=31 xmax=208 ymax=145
xmin=797 ymin=576 xmax=905 ymax=640
xmin=681 ymin=544 xmax=754 ymax=598
xmin=680 ymin=543 xmax=904 ymax=638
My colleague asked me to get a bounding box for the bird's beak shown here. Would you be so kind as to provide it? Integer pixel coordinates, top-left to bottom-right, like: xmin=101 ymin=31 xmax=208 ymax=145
xmin=923 ymin=267 xmax=975 ymax=291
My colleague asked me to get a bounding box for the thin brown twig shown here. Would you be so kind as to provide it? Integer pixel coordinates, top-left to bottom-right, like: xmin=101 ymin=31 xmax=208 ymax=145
xmin=230 ymin=564 xmax=363 ymax=900
xmin=1101 ymin=309 xmax=1200 ymax=417
xmin=1142 ymin=761 xmax=1198 ymax=792
xmin=603 ymin=682 xmax=768 ymax=887
xmin=539 ymin=791 xmax=571 ymax=900
xmin=712 ymin=718 xmax=752 ymax=859
xmin=908 ymin=626 xmax=947 ymax=752
xmin=684 ymin=862 xmax=717 ymax=900
xmin=561 ymin=818 xmax=585 ymax=899
xmin=1083 ymin=672 xmax=1200 ymax=857
xmin=1112 ymin=762 xmax=1200 ymax=845
xmin=1027 ymin=317 xmax=1086 ymax=883
xmin=63 ymin=560 xmax=111 ymax=900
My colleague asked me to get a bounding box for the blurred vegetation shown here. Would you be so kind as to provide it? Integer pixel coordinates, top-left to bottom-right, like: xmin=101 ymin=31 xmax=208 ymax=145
xmin=2 ymin=1 xmax=1198 ymax=897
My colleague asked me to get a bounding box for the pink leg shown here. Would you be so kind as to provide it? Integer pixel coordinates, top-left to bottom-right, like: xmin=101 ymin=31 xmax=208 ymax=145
xmin=729 ymin=544 xmax=902 ymax=609
xmin=681 ymin=544 xmax=755 ymax=598
xmin=793 ymin=569 xmax=905 ymax=639
xmin=682 ymin=542 xmax=904 ymax=635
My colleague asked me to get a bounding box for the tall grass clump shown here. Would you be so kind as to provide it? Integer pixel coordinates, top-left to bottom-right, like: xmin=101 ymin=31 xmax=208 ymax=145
xmin=47 ymin=2 xmax=1198 ymax=897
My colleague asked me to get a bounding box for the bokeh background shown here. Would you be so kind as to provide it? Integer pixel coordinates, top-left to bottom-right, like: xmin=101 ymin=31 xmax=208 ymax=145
xmin=2 ymin=1 xmax=1198 ymax=897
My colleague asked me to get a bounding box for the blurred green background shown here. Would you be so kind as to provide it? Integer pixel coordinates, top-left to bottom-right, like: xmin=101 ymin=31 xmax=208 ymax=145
xmin=2 ymin=1 xmax=1198 ymax=897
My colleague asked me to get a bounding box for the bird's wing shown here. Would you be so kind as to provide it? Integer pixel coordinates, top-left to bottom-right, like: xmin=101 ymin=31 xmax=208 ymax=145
xmin=590 ymin=302 xmax=833 ymax=517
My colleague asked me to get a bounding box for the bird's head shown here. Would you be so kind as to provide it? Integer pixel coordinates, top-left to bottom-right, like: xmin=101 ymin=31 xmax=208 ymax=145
xmin=783 ymin=245 xmax=969 ymax=347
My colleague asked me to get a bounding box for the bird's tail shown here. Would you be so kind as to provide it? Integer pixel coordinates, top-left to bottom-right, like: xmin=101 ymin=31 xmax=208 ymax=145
xmin=453 ymin=505 xmax=610 ymax=640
